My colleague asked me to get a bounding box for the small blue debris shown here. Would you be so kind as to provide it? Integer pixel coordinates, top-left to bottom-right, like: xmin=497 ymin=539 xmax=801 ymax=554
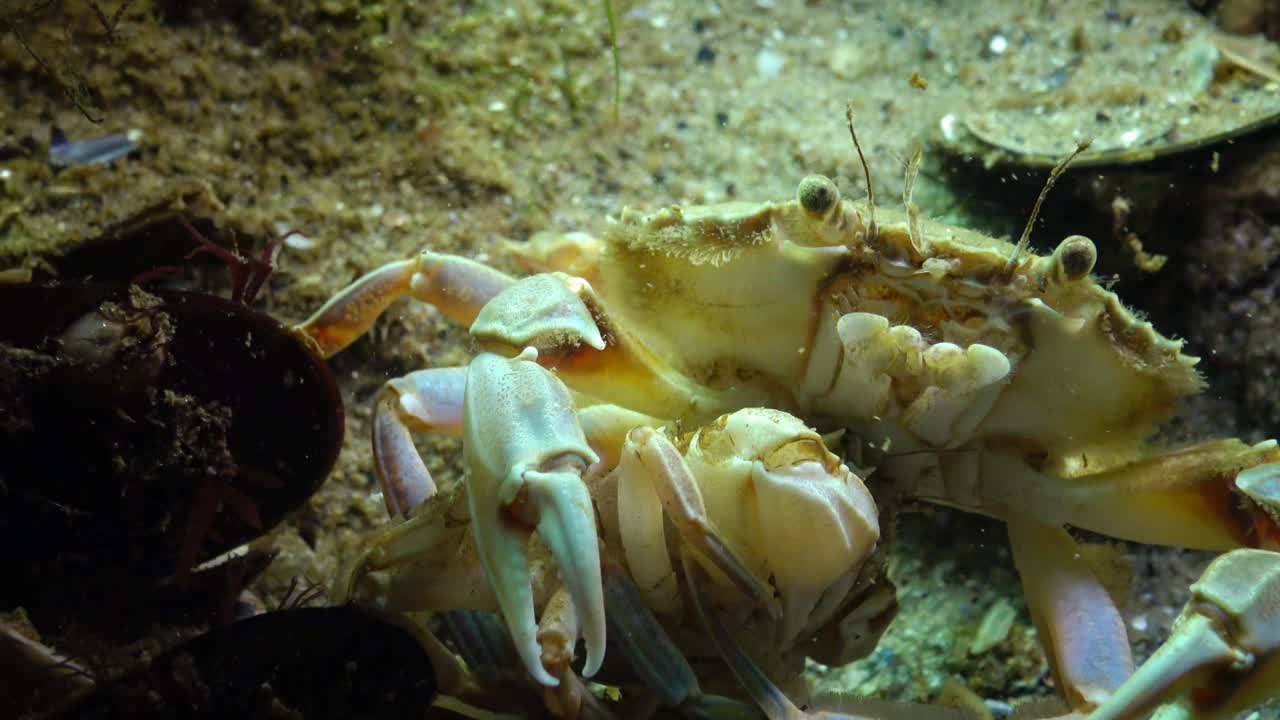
xmin=49 ymin=125 xmax=142 ymax=167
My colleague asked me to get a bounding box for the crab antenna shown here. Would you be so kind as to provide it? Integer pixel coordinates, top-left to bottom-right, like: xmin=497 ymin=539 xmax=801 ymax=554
xmin=845 ymin=102 xmax=876 ymax=241
xmin=903 ymin=142 xmax=924 ymax=254
xmin=1005 ymin=139 xmax=1092 ymax=276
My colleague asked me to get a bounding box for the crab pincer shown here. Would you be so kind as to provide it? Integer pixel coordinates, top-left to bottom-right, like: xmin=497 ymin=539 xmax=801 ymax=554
xmin=1086 ymin=546 xmax=1280 ymax=720
xmin=462 ymin=348 xmax=606 ymax=687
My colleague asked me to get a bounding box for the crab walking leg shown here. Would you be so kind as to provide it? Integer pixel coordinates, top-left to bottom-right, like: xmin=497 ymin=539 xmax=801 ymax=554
xmin=372 ymin=367 xmax=468 ymax=518
xmin=922 ymin=443 xmax=1280 ymax=551
xmin=463 ymin=349 xmax=605 ymax=687
xmin=331 ymin=484 xmax=490 ymax=611
xmin=1037 ymin=443 xmax=1280 ymax=550
xmin=1086 ymin=549 xmax=1280 ymax=720
xmin=296 ymin=250 xmax=515 ymax=358
xmin=536 ymin=586 xmax=603 ymax=718
xmin=600 ymin=560 xmax=704 ymax=710
xmin=576 ymin=404 xmax=666 ymax=471
xmin=1007 ymin=516 xmax=1134 ymax=710
xmin=682 ymin=551 xmax=807 ymax=720
xmin=616 ymin=426 xmax=780 ymax=616
xmin=540 ymin=554 xmax=759 ymax=717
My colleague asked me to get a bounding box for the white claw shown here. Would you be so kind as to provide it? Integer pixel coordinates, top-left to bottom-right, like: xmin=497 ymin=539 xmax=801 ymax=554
xmin=468 ymin=480 xmax=557 ymax=685
xmin=526 ymin=468 xmax=607 ymax=677
xmin=462 ymin=352 xmax=605 ymax=687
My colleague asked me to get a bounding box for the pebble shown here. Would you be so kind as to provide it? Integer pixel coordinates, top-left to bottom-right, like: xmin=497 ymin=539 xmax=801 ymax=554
xmin=968 ymin=598 xmax=1017 ymax=655
xmin=756 ymin=48 xmax=785 ymax=79
xmin=828 ymin=45 xmax=859 ymax=79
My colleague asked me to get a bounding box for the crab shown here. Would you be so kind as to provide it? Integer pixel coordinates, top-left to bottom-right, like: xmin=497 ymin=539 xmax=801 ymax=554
xmin=331 ymin=397 xmax=890 ymax=716
xmin=298 ymin=114 xmax=1280 ymax=719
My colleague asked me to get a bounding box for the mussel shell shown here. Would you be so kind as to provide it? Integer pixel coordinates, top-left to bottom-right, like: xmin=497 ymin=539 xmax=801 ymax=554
xmin=56 ymin=606 xmax=437 ymax=719
xmin=945 ymin=108 xmax=1280 ymax=171
xmin=0 ymin=284 xmax=343 ymax=616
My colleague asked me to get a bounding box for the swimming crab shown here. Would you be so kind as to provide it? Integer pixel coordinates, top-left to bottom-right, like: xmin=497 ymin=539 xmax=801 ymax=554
xmin=299 ymin=115 xmax=1280 ymax=719
xmin=330 ymin=397 xmax=889 ymax=717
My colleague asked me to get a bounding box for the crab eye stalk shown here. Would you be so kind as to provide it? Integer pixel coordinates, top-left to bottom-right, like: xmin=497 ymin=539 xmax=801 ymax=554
xmin=1054 ymin=235 xmax=1096 ymax=282
xmin=797 ymin=175 xmax=840 ymax=218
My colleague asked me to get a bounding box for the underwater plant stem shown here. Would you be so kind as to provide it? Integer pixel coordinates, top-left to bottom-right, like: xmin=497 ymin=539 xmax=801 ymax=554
xmin=3 ymin=13 xmax=104 ymax=123
xmin=603 ymin=0 xmax=620 ymax=121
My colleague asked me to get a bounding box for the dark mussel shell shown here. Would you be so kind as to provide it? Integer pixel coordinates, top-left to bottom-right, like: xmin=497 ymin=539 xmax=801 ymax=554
xmin=0 ymin=283 xmax=343 ymax=619
xmin=56 ymin=606 xmax=437 ymax=719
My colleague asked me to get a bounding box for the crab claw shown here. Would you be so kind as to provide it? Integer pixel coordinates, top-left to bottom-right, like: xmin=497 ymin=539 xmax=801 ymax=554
xmin=674 ymin=409 xmax=881 ymax=644
xmin=1087 ymin=549 xmax=1280 ymax=720
xmin=463 ymin=349 xmax=605 ymax=687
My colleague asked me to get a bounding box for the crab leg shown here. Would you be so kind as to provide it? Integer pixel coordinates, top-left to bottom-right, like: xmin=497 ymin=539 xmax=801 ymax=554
xmin=599 ymin=559 xmax=772 ymax=718
xmin=1085 ymin=549 xmax=1280 ymax=720
xmin=463 ymin=348 xmax=605 ymax=688
xmin=599 ymin=561 xmax=704 ymax=710
xmin=536 ymin=587 xmax=602 ymax=718
xmin=1033 ymin=442 xmax=1280 ymax=551
xmin=373 ymin=367 xmax=468 ymax=518
xmin=615 ymin=426 xmax=780 ymax=617
xmin=920 ymin=442 xmax=1280 ymax=552
xmin=296 ymin=250 xmax=514 ymax=358
xmin=682 ymin=551 xmax=799 ymax=719
xmin=1007 ymin=516 xmax=1134 ymax=711
xmin=334 ymin=482 xmax=499 ymax=613
xmin=576 ymin=404 xmax=665 ymax=471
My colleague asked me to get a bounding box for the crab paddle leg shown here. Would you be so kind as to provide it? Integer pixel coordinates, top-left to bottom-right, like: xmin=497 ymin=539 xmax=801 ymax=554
xmin=372 ymin=367 xmax=468 ymax=518
xmin=297 ymin=250 xmax=514 ymax=358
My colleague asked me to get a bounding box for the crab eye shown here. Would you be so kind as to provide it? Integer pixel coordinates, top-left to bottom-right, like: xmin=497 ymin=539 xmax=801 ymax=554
xmin=1054 ymin=235 xmax=1096 ymax=281
xmin=797 ymin=175 xmax=840 ymax=217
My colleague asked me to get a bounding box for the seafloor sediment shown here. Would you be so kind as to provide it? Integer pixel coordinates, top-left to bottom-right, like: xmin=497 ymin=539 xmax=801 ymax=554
xmin=3 ymin=0 xmax=1280 ymax=716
